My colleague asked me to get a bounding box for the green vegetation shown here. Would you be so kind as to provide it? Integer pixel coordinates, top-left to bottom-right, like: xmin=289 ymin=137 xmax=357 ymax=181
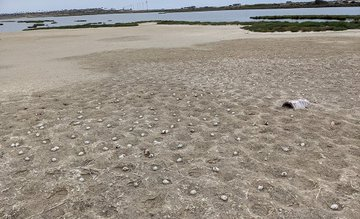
xmin=18 ymin=20 xmax=55 ymax=23
xmin=23 ymin=19 xmax=360 ymax=33
xmin=241 ymin=21 xmax=360 ymax=32
xmin=25 ymin=22 xmax=139 ymax=31
xmin=251 ymin=15 xmax=360 ymax=21
xmin=28 ymin=23 xmax=45 ymax=28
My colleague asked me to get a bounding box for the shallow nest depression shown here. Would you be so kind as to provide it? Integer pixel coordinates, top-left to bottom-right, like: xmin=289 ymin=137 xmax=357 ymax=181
xmin=0 ymin=37 xmax=360 ymax=218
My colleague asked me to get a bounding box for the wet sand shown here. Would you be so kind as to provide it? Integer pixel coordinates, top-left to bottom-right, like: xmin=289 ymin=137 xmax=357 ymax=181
xmin=0 ymin=24 xmax=360 ymax=218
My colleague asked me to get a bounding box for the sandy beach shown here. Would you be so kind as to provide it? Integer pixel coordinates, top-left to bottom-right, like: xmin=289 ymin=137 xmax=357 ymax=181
xmin=0 ymin=23 xmax=359 ymax=218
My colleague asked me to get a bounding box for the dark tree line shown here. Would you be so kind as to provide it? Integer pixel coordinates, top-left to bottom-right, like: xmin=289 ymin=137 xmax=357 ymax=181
xmin=315 ymin=0 xmax=326 ymax=4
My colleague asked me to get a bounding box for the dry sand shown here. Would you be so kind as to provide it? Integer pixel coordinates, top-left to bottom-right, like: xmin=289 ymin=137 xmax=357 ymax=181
xmin=0 ymin=24 xmax=360 ymax=218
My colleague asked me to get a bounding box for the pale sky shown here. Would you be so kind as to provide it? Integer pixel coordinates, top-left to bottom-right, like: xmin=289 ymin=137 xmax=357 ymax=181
xmin=0 ymin=0 xmax=313 ymax=13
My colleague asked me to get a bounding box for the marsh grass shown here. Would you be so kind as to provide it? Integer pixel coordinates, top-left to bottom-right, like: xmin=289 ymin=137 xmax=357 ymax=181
xmin=18 ymin=20 xmax=55 ymax=23
xmin=24 ymin=20 xmax=360 ymax=32
xmin=250 ymin=15 xmax=360 ymax=21
xmin=240 ymin=21 xmax=360 ymax=32
xmin=28 ymin=23 xmax=45 ymax=28
xmin=25 ymin=22 xmax=139 ymax=31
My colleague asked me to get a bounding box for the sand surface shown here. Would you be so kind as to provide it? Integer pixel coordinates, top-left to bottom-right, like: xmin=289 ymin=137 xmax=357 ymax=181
xmin=0 ymin=24 xmax=360 ymax=218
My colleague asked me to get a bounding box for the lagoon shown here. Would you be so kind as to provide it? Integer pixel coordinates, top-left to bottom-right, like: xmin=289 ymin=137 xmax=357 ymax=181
xmin=1 ymin=7 xmax=359 ymax=32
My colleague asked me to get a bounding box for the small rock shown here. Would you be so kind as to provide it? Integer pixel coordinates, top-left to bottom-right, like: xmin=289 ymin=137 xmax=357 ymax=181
xmin=162 ymin=179 xmax=170 ymax=185
xmin=330 ymin=204 xmax=339 ymax=210
xmin=152 ymin=166 xmax=159 ymax=171
xmin=24 ymin=157 xmax=30 ymax=161
xmin=51 ymin=158 xmax=57 ymax=162
xmin=122 ymin=166 xmax=130 ymax=171
xmin=177 ymin=144 xmax=184 ymax=149
xmin=51 ymin=146 xmax=59 ymax=152
xmin=212 ymin=167 xmax=220 ymax=172
xmin=70 ymin=135 xmax=76 ymax=139
xmin=102 ymin=147 xmax=109 ymax=151
xmin=78 ymin=151 xmax=85 ymax=156
xmin=161 ymin=130 xmax=169 ymax=134
xmin=106 ymin=124 xmax=112 ymax=128
xmin=220 ymin=195 xmax=228 ymax=201
xmin=281 ymin=146 xmax=290 ymax=152
xmin=233 ymin=151 xmax=239 ymax=156
xmin=84 ymin=141 xmax=90 ymax=145
xmin=141 ymin=133 xmax=146 ymax=137
xmin=79 ymin=177 xmax=85 ymax=182
xmin=35 ymin=133 xmax=40 ymax=137
xmin=190 ymin=190 xmax=197 ymax=195
xmin=112 ymin=137 xmax=118 ymax=141
xmin=210 ymin=133 xmax=215 ymax=137
xmin=18 ymin=150 xmax=24 ymax=155
xmin=176 ymin=157 xmax=183 ymax=162
xmin=73 ymin=121 xmax=81 ymax=125
xmin=281 ymin=172 xmax=288 ymax=177
xmin=300 ymin=142 xmax=306 ymax=147
xmin=85 ymin=126 xmax=91 ymax=130
xmin=258 ymin=185 xmax=264 ymax=190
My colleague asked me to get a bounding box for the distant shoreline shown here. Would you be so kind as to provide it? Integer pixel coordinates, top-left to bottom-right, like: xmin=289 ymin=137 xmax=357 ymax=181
xmin=1 ymin=2 xmax=360 ymax=20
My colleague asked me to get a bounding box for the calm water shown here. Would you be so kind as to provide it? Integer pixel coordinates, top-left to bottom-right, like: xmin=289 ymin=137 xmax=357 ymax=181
xmin=1 ymin=7 xmax=359 ymax=32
